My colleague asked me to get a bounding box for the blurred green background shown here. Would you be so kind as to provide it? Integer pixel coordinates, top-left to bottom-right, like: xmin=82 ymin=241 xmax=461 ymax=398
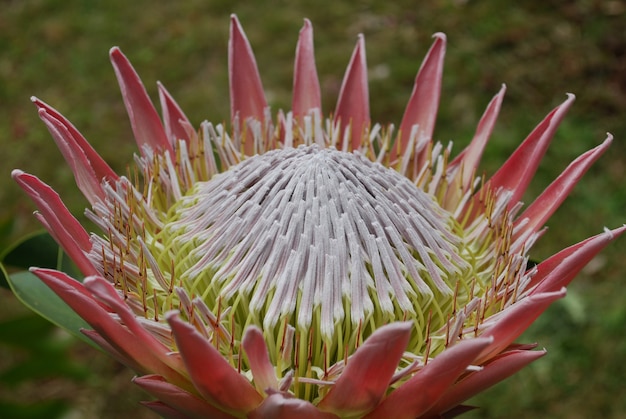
xmin=1 ymin=0 xmax=625 ymax=417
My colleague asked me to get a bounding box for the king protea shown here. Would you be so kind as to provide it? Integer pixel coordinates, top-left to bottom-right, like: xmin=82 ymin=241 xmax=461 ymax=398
xmin=12 ymin=14 xmax=623 ymax=419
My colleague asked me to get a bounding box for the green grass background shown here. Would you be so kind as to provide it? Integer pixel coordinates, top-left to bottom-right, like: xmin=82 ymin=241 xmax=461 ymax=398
xmin=1 ymin=0 xmax=625 ymax=417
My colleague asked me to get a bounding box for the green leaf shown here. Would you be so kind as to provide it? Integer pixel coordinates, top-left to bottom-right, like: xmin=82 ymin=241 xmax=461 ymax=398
xmin=1 ymin=231 xmax=97 ymax=348
xmin=4 ymin=270 xmax=97 ymax=348
xmin=0 ymin=231 xmax=79 ymax=288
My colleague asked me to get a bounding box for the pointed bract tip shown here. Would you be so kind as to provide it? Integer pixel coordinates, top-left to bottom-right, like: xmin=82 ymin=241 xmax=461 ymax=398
xmin=293 ymin=17 xmax=321 ymax=118
xmin=30 ymin=96 xmax=52 ymax=110
xmin=243 ymin=324 xmax=263 ymax=335
xmin=109 ymin=44 xmax=172 ymax=153
xmin=228 ymin=13 xmax=267 ymax=133
xmin=385 ymin=320 xmax=413 ymax=333
xmin=230 ymin=14 xmax=242 ymax=29
xmin=606 ymin=224 xmax=626 ymax=239
xmin=165 ymin=310 xmax=181 ymax=322
xmin=82 ymin=275 xmax=103 ymax=288
xmin=11 ymin=169 xmax=25 ymax=179
xmin=334 ymin=32 xmax=370 ymax=148
xmin=392 ymin=30 xmax=446 ymax=164
xmin=432 ymin=32 xmax=447 ymax=42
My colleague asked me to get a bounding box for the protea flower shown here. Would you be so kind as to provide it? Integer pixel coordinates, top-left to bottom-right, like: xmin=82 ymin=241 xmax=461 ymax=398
xmin=12 ymin=14 xmax=623 ymax=418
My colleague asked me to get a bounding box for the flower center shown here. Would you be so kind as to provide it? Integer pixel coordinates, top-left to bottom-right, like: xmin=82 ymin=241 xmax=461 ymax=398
xmin=151 ymin=145 xmax=472 ymax=366
xmin=87 ymin=121 xmax=522 ymax=400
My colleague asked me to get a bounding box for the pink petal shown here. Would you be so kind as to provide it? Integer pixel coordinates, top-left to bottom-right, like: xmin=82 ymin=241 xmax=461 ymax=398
xmin=505 ymin=342 xmax=539 ymax=351
xmin=448 ymin=84 xmax=506 ymax=191
xmin=83 ymin=277 xmax=186 ymax=376
xmin=242 ymin=326 xmax=279 ymax=395
xmin=32 ymin=97 xmax=118 ymax=185
xmin=133 ymin=374 xmax=236 ymax=419
xmin=158 ymin=82 xmax=193 ymax=145
xmin=166 ymin=312 xmax=263 ymax=413
xmin=477 ymin=289 xmax=566 ymax=363
xmin=249 ymin=392 xmax=339 ymax=419
xmin=82 ymin=329 xmax=146 ymax=372
xmin=318 ymin=322 xmax=412 ymax=416
xmin=391 ymin=33 xmax=446 ymax=163
xmin=515 ymin=135 xmax=612 ymax=239
xmin=427 ymin=348 xmax=546 ymax=415
xmin=334 ymin=34 xmax=370 ymax=149
xmin=229 ymin=15 xmax=267 ymax=138
xmin=30 ymin=269 xmax=111 ymax=314
xmin=530 ymin=225 xmax=626 ymax=294
xmin=364 ymin=337 xmax=492 ymax=419
xmin=109 ymin=47 xmax=172 ymax=155
xmin=476 ymin=94 xmax=575 ymax=212
xmin=30 ymin=268 xmax=180 ymax=380
xmin=292 ymin=19 xmax=322 ymax=119
xmin=12 ymin=171 xmax=97 ymax=277
xmin=35 ymin=108 xmax=104 ymax=205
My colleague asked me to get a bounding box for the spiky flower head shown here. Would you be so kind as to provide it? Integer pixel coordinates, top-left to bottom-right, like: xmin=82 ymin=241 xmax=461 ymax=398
xmin=13 ymin=15 xmax=623 ymax=418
